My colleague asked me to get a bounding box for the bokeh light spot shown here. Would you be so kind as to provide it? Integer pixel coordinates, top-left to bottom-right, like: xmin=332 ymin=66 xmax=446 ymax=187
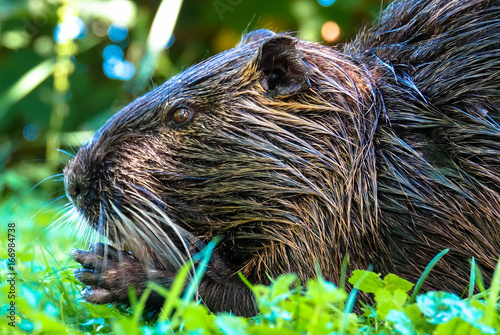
xmin=321 ymin=21 xmax=341 ymax=42
xmin=108 ymin=24 xmax=128 ymax=43
xmin=54 ymin=16 xmax=87 ymax=43
xmin=33 ymin=36 xmax=54 ymax=56
xmin=103 ymin=44 xmax=124 ymax=60
xmin=2 ymin=30 xmax=30 ymax=49
xmin=318 ymin=0 xmax=336 ymax=6
xmin=91 ymin=20 xmax=109 ymax=37
xmin=23 ymin=123 xmax=40 ymax=142
xmin=103 ymin=58 xmax=135 ymax=80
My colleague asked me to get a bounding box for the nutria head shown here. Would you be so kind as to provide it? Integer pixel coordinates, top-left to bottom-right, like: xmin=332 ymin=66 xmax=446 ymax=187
xmin=64 ymin=30 xmax=378 ymax=283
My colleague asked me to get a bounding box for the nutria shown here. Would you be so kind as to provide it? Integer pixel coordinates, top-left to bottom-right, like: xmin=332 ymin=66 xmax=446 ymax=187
xmin=65 ymin=0 xmax=500 ymax=317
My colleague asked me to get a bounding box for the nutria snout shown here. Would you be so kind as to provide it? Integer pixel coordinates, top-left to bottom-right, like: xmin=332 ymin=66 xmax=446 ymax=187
xmin=65 ymin=0 xmax=500 ymax=316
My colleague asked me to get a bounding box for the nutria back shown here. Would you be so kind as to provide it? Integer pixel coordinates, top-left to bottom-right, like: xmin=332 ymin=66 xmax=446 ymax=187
xmin=65 ymin=0 xmax=500 ymax=316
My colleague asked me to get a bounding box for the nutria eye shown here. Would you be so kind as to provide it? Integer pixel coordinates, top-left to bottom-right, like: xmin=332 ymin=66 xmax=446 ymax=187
xmin=168 ymin=107 xmax=195 ymax=128
xmin=173 ymin=108 xmax=191 ymax=124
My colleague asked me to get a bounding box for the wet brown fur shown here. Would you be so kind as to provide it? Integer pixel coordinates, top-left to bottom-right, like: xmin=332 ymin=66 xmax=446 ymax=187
xmin=65 ymin=0 xmax=500 ymax=316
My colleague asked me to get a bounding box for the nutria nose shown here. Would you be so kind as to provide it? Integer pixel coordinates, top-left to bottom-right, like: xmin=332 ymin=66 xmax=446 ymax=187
xmin=66 ymin=180 xmax=82 ymax=200
xmin=64 ymin=159 xmax=90 ymax=210
xmin=65 ymin=175 xmax=87 ymax=209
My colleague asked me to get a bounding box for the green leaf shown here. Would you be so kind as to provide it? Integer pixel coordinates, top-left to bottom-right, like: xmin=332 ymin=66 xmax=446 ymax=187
xmin=215 ymin=314 xmax=249 ymax=335
xmin=376 ymin=289 xmax=409 ymax=319
xmin=306 ymin=278 xmax=346 ymax=304
xmin=383 ymin=273 xmax=414 ymax=293
xmin=434 ymin=317 xmax=473 ymax=335
xmin=182 ymin=304 xmax=216 ymax=332
xmin=80 ymin=302 xmax=122 ymax=319
xmin=417 ymin=291 xmax=462 ymax=324
xmin=111 ymin=316 xmax=142 ymax=335
xmin=404 ymin=303 xmax=435 ymax=333
xmin=386 ymin=309 xmax=415 ymax=335
xmin=348 ymin=270 xmax=384 ymax=293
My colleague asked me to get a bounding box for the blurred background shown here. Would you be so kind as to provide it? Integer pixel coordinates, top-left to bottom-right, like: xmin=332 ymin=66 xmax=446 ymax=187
xmin=0 ymin=0 xmax=387 ymax=216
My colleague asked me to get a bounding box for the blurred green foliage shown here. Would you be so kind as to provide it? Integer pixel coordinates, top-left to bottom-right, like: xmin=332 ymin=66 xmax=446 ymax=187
xmin=0 ymin=0 xmax=384 ymax=188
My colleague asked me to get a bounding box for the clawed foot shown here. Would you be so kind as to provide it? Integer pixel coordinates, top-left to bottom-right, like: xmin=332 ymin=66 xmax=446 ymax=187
xmin=71 ymin=242 xmax=257 ymax=316
xmin=72 ymin=242 xmax=152 ymax=305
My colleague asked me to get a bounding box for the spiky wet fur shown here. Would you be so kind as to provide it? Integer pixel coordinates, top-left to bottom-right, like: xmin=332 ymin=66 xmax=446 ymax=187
xmin=64 ymin=0 xmax=500 ymax=316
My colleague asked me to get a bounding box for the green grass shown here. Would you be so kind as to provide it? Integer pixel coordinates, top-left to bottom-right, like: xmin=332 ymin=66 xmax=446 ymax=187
xmin=1 ymin=168 xmax=500 ymax=335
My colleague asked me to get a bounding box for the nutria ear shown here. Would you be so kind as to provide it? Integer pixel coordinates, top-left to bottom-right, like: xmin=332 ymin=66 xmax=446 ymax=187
xmin=257 ymin=36 xmax=309 ymax=97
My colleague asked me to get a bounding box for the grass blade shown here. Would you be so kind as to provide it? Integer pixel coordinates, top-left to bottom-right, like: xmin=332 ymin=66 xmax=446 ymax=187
xmin=133 ymin=0 xmax=183 ymax=89
xmin=0 ymin=58 xmax=56 ymax=118
xmin=468 ymin=257 xmax=476 ymax=299
xmin=409 ymin=249 xmax=449 ymax=303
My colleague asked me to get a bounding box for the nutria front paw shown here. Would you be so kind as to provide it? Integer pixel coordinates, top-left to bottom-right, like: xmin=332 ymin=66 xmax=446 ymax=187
xmin=71 ymin=242 xmax=149 ymax=305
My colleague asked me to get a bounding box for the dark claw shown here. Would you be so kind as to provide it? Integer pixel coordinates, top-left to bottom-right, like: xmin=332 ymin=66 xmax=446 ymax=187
xmin=71 ymin=248 xmax=104 ymax=271
xmin=81 ymin=286 xmax=114 ymax=304
xmin=74 ymin=268 xmax=99 ymax=286
xmin=71 ymin=249 xmax=90 ymax=265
